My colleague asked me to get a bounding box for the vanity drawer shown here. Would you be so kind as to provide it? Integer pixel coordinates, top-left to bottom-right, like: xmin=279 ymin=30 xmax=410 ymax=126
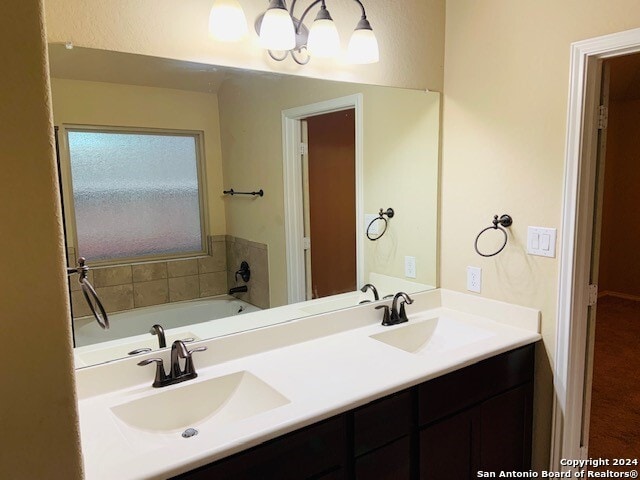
xmin=174 ymin=415 xmax=346 ymax=480
xmin=353 ymin=389 xmax=413 ymax=457
xmin=418 ymin=344 xmax=534 ymax=425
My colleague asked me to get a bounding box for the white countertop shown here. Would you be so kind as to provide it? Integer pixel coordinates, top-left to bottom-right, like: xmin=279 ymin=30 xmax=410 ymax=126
xmin=75 ymin=289 xmax=541 ymax=480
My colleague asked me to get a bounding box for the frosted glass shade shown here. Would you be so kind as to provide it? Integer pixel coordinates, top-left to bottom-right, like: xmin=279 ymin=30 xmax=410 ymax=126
xmin=208 ymin=0 xmax=248 ymax=42
xmin=67 ymin=131 xmax=204 ymax=262
xmin=259 ymin=7 xmax=295 ymax=50
xmin=307 ymin=19 xmax=341 ymax=58
xmin=347 ymin=28 xmax=379 ymax=64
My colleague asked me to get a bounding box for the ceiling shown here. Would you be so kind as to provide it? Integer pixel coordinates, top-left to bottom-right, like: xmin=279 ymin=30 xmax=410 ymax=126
xmin=48 ymin=44 xmax=240 ymax=93
xmin=608 ymin=52 xmax=640 ymax=101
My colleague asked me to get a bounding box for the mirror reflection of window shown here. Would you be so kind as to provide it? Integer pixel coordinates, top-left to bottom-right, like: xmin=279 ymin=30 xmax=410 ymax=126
xmin=63 ymin=128 xmax=207 ymax=264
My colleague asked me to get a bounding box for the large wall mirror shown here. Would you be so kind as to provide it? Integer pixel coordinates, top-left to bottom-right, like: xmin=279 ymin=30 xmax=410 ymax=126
xmin=48 ymin=45 xmax=440 ymax=368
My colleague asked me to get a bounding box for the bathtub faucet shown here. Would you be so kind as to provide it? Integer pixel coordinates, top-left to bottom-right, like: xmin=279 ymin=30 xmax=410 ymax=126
xmin=150 ymin=324 xmax=166 ymax=349
xmin=229 ymin=285 xmax=248 ymax=295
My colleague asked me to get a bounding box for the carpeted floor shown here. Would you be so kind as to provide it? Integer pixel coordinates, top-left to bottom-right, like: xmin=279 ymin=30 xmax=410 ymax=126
xmin=589 ymin=295 xmax=640 ymax=460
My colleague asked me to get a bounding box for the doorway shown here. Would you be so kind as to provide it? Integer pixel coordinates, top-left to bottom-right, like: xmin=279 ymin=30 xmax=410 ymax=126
xmin=554 ymin=28 xmax=640 ymax=469
xmin=281 ymin=94 xmax=364 ymax=304
xmin=302 ymin=109 xmax=356 ymax=300
xmin=587 ymin=53 xmax=640 ymax=460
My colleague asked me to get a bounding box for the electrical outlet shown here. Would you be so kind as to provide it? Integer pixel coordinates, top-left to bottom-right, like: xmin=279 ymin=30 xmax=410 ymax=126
xmin=467 ymin=266 xmax=481 ymax=293
xmin=405 ymin=256 xmax=417 ymax=278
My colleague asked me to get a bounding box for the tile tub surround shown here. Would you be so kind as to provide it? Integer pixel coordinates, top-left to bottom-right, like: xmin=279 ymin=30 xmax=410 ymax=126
xmin=226 ymin=235 xmax=270 ymax=310
xmin=69 ymin=234 xmax=271 ymax=318
xmin=68 ymin=236 xmax=229 ymax=318
xmin=75 ymin=289 xmax=541 ymax=480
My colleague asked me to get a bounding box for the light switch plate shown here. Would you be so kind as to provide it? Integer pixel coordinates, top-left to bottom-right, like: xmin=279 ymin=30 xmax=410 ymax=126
xmin=527 ymin=226 xmax=557 ymax=257
xmin=365 ymin=214 xmax=379 ymax=234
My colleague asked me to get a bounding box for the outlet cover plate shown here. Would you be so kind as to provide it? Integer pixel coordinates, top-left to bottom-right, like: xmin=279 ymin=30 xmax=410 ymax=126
xmin=365 ymin=214 xmax=379 ymax=234
xmin=467 ymin=266 xmax=481 ymax=293
xmin=405 ymin=256 xmax=417 ymax=278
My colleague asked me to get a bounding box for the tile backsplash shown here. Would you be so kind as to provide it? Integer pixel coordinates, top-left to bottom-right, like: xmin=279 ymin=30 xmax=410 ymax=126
xmin=67 ymin=235 xmax=270 ymax=318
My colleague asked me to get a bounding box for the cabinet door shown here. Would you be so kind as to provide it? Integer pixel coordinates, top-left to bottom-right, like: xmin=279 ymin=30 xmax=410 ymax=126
xmin=174 ymin=416 xmax=346 ymax=480
xmin=355 ymin=436 xmax=412 ymax=480
xmin=354 ymin=389 xmax=413 ymax=457
xmin=419 ymin=408 xmax=479 ymax=480
xmin=479 ymin=383 xmax=533 ymax=472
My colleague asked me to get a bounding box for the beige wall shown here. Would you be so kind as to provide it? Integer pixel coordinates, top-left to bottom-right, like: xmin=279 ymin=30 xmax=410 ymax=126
xmin=599 ymin=99 xmax=640 ymax=298
xmin=50 ymin=78 xmax=226 ymax=237
xmin=441 ymin=0 xmax=640 ymax=469
xmin=217 ymin=75 xmax=439 ymax=307
xmin=43 ymin=0 xmax=445 ymax=91
xmin=0 ymin=1 xmax=83 ymax=478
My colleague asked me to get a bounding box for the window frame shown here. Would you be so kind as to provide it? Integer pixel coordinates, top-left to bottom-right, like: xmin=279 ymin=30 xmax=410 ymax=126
xmin=58 ymin=124 xmax=210 ymax=267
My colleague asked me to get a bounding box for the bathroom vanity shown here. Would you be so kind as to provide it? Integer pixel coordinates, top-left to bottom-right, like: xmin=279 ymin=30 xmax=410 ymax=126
xmin=75 ymin=289 xmax=540 ymax=480
xmin=174 ymin=344 xmax=533 ymax=479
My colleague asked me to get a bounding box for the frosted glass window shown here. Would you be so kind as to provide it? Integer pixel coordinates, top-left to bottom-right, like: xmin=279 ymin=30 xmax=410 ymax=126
xmin=67 ymin=129 xmax=205 ymax=262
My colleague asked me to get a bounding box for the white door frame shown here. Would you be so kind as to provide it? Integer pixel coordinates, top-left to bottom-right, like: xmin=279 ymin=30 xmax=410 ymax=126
xmin=553 ymin=27 xmax=640 ymax=469
xmin=282 ymin=94 xmax=364 ymax=304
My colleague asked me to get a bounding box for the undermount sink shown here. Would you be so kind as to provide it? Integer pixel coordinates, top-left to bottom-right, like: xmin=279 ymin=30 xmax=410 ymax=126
xmin=370 ymin=316 xmax=495 ymax=355
xmin=111 ymin=371 xmax=289 ymax=433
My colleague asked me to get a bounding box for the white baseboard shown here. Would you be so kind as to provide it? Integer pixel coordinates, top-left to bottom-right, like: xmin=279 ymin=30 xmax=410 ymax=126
xmin=598 ymin=290 xmax=640 ymax=302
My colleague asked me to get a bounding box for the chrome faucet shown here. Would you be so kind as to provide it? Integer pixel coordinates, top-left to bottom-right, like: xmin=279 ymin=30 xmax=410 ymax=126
xmin=149 ymin=324 xmax=166 ymax=349
xmin=359 ymin=283 xmax=379 ymax=303
xmin=375 ymin=292 xmax=414 ymax=326
xmin=138 ymin=340 xmax=207 ymax=388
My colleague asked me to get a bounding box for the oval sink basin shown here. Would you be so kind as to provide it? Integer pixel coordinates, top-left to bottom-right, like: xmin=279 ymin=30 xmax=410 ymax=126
xmin=369 ymin=317 xmax=495 ymax=355
xmin=111 ymin=371 xmax=289 ymax=433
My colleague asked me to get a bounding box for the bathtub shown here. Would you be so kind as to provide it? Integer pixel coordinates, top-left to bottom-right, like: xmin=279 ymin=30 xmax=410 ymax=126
xmin=74 ymin=295 xmax=261 ymax=348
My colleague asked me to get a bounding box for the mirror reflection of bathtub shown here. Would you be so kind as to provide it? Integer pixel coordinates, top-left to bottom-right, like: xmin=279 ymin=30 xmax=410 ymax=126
xmin=74 ymin=295 xmax=259 ymax=367
xmin=50 ymin=45 xmax=440 ymax=367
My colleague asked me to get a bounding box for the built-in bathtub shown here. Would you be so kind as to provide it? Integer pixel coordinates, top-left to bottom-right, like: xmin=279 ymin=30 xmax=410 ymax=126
xmin=74 ymin=295 xmax=261 ymax=348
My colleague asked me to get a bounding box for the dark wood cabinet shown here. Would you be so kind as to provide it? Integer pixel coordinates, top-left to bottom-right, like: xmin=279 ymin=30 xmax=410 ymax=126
xmin=173 ymin=344 xmax=535 ymax=480
xmin=176 ymin=416 xmax=347 ymax=480
xmin=420 ymin=407 xmax=479 ymax=480
xmin=355 ymin=436 xmax=412 ymax=479
xmin=479 ymin=383 xmax=533 ymax=473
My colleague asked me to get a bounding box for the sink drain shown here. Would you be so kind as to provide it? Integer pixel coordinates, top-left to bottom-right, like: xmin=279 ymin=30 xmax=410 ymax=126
xmin=182 ymin=428 xmax=198 ymax=438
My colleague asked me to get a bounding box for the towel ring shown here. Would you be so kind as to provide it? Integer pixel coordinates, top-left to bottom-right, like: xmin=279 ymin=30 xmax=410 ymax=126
xmin=67 ymin=257 xmax=109 ymax=329
xmin=367 ymin=208 xmax=395 ymax=241
xmin=474 ymin=214 xmax=513 ymax=257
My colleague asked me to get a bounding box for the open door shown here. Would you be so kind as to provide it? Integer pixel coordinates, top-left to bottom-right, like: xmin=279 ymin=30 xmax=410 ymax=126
xmin=304 ymin=109 xmax=356 ymax=299
xmin=581 ymin=60 xmax=610 ymax=456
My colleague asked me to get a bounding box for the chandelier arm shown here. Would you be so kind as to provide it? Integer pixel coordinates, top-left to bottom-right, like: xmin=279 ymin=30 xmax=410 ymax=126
xmin=296 ymin=0 xmax=323 ymax=34
xmin=351 ymin=0 xmax=367 ymax=18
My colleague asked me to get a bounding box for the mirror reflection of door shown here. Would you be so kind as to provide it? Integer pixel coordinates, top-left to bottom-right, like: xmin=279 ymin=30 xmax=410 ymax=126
xmin=301 ymin=109 xmax=356 ymax=300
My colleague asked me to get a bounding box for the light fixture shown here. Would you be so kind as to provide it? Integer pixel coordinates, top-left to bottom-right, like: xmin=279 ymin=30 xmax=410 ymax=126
xmin=306 ymin=3 xmax=340 ymax=58
xmin=347 ymin=16 xmax=379 ymax=64
xmin=254 ymin=0 xmax=379 ymax=65
xmin=259 ymin=0 xmax=296 ymax=51
xmin=208 ymin=0 xmax=248 ymax=42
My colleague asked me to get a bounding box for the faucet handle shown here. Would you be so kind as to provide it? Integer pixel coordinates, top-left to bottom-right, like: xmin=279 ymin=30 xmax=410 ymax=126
xmin=187 ymin=346 xmax=207 ymax=355
xmin=128 ymin=347 xmax=152 ymax=355
xmin=375 ymin=305 xmax=392 ymax=326
xmin=184 ymin=346 xmax=207 ymax=377
xmin=137 ymin=358 xmax=168 ymax=388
